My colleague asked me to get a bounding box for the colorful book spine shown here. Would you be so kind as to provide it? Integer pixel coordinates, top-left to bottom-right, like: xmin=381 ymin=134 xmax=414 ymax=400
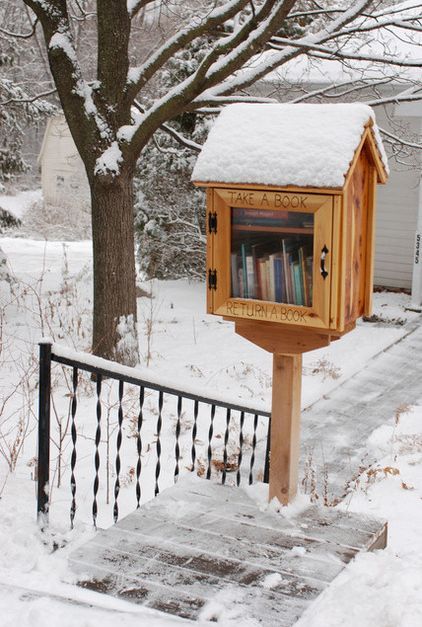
xmin=241 ymin=243 xmax=248 ymax=298
xmin=281 ymin=240 xmax=292 ymax=304
xmin=305 ymin=256 xmax=313 ymax=305
xmin=232 ymin=208 xmax=289 ymax=225
xmin=246 ymin=255 xmax=255 ymax=299
xmin=268 ymin=253 xmax=278 ymax=302
xmin=231 ymin=253 xmax=240 ymax=297
xmin=258 ymin=258 xmax=268 ymax=300
xmin=274 ymin=256 xmax=283 ymax=303
xmin=298 ymin=248 xmax=308 ymax=306
xmin=292 ymin=262 xmax=303 ymax=306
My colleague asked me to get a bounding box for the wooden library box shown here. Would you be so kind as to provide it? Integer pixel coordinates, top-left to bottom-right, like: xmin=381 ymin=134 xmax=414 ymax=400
xmin=193 ymin=104 xmax=388 ymax=352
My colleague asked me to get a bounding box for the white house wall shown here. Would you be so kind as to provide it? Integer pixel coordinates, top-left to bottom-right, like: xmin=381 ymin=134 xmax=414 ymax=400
xmin=39 ymin=116 xmax=89 ymax=207
xmin=373 ymin=107 xmax=421 ymax=290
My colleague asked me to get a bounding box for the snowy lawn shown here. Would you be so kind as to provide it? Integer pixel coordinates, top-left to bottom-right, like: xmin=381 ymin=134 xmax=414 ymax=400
xmin=0 ymin=232 xmax=421 ymax=626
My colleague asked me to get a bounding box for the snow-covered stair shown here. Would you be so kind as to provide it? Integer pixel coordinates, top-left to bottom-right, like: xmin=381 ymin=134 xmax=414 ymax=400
xmin=69 ymin=476 xmax=386 ymax=625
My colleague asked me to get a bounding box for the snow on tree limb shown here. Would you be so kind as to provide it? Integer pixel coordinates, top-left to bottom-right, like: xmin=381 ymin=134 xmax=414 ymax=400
xmin=0 ymin=87 xmax=57 ymax=107
xmin=158 ymin=123 xmax=203 ymax=153
xmin=365 ymin=89 xmax=422 ymax=108
xmin=126 ymin=1 xmax=297 ymax=154
xmin=189 ymin=0 xmax=417 ymax=101
xmin=125 ymin=0 xmax=250 ymax=99
xmin=49 ymin=31 xmax=78 ymax=63
xmin=127 ymin=0 xmax=156 ymax=18
xmin=380 ymin=127 xmax=422 ymax=150
xmin=0 ymin=17 xmax=38 ymax=38
xmin=289 ymin=78 xmax=393 ymax=105
xmin=268 ymin=39 xmax=422 ymax=69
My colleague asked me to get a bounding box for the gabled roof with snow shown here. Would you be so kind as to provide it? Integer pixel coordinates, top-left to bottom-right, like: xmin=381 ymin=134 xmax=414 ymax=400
xmin=192 ymin=103 xmax=388 ymax=189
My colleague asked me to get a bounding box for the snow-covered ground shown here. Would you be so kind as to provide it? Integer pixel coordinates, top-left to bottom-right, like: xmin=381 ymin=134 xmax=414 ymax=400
xmin=0 ymin=191 xmax=421 ymax=626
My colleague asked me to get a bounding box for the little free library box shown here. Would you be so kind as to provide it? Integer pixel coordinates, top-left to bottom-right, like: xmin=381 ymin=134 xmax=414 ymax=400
xmin=193 ymin=103 xmax=388 ymax=505
xmin=193 ymin=103 xmax=388 ymax=355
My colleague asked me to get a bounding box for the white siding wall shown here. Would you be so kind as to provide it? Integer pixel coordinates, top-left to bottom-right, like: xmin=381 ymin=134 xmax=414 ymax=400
xmin=40 ymin=116 xmax=89 ymax=207
xmin=373 ymin=107 xmax=421 ymax=289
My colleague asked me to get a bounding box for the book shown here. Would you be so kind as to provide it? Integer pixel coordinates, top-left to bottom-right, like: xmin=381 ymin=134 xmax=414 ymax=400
xmin=231 ymin=253 xmax=240 ymax=297
xmin=238 ymin=267 xmax=244 ymax=298
xmin=268 ymin=253 xmax=278 ymax=302
xmin=241 ymin=243 xmax=249 ymax=298
xmin=292 ymin=262 xmax=304 ymax=306
xmin=246 ymin=254 xmax=255 ymax=299
xmin=305 ymin=256 xmax=313 ymax=305
xmin=265 ymin=258 xmax=271 ymax=301
xmin=298 ymin=247 xmax=308 ymax=306
xmin=232 ymin=208 xmax=288 ymax=226
xmin=282 ymin=240 xmax=294 ymax=304
xmin=252 ymin=242 xmax=267 ymax=300
xmin=274 ymin=255 xmax=284 ymax=303
xmin=257 ymin=258 xmax=268 ymax=300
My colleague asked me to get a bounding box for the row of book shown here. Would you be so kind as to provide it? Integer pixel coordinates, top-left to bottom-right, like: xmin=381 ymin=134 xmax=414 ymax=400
xmin=232 ymin=208 xmax=313 ymax=229
xmin=231 ymin=238 xmax=313 ymax=306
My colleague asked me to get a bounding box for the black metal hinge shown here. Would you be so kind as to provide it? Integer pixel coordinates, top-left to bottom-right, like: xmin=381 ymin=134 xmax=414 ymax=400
xmin=208 ymin=212 xmax=217 ymax=234
xmin=208 ymin=269 xmax=217 ymax=290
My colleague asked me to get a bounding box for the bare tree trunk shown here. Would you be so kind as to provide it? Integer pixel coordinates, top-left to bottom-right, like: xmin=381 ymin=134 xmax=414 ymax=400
xmin=90 ymin=169 xmax=139 ymax=366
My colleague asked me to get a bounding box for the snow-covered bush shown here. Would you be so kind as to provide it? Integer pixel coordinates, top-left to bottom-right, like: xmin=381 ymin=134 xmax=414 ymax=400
xmin=21 ymin=197 xmax=91 ymax=241
xmin=0 ymin=76 xmax=53 ymax=185
xmin=0 ymin=207 xmax=21 ymax=233
xmin=135 ymin=137 xmax=206 ymax=279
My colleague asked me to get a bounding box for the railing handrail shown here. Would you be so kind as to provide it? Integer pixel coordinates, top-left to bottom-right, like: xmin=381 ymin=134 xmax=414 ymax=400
xmin=37 ymin=340 xmax=271 ymax=527
xmin=43 ymin=339 xmax=271 ymax=418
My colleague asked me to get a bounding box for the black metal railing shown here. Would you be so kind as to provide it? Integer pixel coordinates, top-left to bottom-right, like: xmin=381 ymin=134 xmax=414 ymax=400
xmin=37 ymin=341 xmax=271 ymax=529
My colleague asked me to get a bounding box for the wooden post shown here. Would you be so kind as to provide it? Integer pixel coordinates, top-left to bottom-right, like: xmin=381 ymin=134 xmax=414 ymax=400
xmin=269 ymin=353 xmax=302 ymax=505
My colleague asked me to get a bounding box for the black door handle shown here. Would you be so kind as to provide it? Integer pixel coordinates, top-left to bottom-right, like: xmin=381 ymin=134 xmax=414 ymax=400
xmin=320 ymin=245 xmax=329 ymax=280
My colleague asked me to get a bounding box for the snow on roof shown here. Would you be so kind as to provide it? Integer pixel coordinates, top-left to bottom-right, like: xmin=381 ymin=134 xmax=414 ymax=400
xmin=192 ymin=103 xmax=388 ymax=189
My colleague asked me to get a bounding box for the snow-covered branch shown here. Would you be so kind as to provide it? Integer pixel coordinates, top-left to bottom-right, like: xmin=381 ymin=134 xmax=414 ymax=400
xmin=125 ymin=0 xmax=250 ymax=99
xmin=364 ymin=90 xmax=422 ymax=107
xmin=0 ymin=87 xmax=57 ymax=106
xmin=132 ymin=98 xmax=202 ymax=153
xmin=0 ymin=18 xmax=38 ymax=38
xmin=269 ymin=37 xmax=422 ymax=68
xmin=186 ymin=95 xmax=278 ymax=110
xmin=193 ymin=0 xmax=374 ymax=100
xmin=127 ymin=0 xmax=156 ymax=19
xmin=158 ymin=124 xmax=202 ymax=154
xmin=380 ymin=127 xmax=422 ymax=151
xmin=289 ymin=78 xmax=393 ymax=104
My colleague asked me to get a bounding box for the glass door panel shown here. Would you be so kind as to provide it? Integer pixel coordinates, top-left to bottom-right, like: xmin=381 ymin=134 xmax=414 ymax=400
xmin=230 ymin=207 xmax=314 ymax=306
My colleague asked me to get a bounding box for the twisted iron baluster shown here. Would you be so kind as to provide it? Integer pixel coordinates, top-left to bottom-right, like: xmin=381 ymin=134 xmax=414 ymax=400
xmin=154 ymin=391 xmax=163 ymax=496
xmin=92 ymin=374 xmax=102 ymax=528
xmin=263 ymin=417 xmax=271 ymax=484
xmin=222 ymin=408 xmax=231 ymax=485
xmin=113 ymin=380 xmax=124 ymax=523
xmin=174 ymin=396 xmax=182 ymax=482
xmin=135 ymin=386 xmax=144 ymax=508
xmin=70 ymin=367 xmax=78 ymax=529
xmin=191 ymin=400 xmax=199 ymax=472
xmin=206 ymin=404 xmax=216 ymax=480
xmin=236 ymin=411 xmax=245 ymax=487
xmin=249 ymin=414 xmax=259 ymax=485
